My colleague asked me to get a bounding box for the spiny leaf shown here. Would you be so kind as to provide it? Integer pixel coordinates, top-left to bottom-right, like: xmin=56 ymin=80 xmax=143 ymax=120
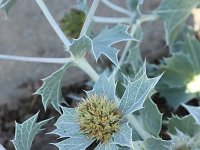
xmin=54 ymin=135 xmax=93 ymax=150
xmin=67 ymin=35 xmax=92 ymax=58
xmin=155 ymin=31 xmax=200 ymax=108
xmin=144 ymin=138 xmax=172 ymax=150
xmin=92 ymin=24 xmax=133 ymax=65
xmin=155 ymin=0 xmax=200 ymax=46
xmin=96 ymin=142 xmax=118 ymax=150
xmin=140 ymin=98 xmax=162 ymax=137
xmin=119 ymin=64 xmax=162 ymax=116
xmin=12 ymin=113 xmax=50 ymax=150
xmin=169 ymin=129 xmax=192 ymax=150
xmin=51 ymin=107 xmax=79 ymax=138
xmin=182 ymin=104 xmax=200 ymax=125
xmin=168 ymin=115 xmax=200 ymax=136
xmin=113 ymin=123 xmax=132 ymax=148
xmin=132 ymin=141 xmax=145 ymax=150
xmin=0 ymin=0 xmax=16 ymax=14
xmin=35 ymin=63 xmax=72 ymax=112
xmin=87 ymin=73 xmax=116 ymax=102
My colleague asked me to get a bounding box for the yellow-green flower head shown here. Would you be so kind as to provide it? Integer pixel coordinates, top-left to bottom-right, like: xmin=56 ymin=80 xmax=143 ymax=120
xmin=76 ymin=94 xmax=121 ymax=143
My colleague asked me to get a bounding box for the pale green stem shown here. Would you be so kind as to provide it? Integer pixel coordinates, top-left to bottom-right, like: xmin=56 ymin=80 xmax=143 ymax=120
xmin=119 ymin=24 xmax=138 ymax=66
xmin=127 ymin=114 xmax=152 ymax=140
xmin=93 ymin=16 xmax=132 ymax=24
xmin=113 ymin=14 xmax=159 ymax=76
xmin=0 ymin=54 xmax=72 ymax=64
xmin=35 ymin=0 xmax=71 ymax=49
xmin=80 ymin=0 xmax=100 ymax=36
xmin=112 ymin=23 xmax=138 ymax=76
xmin=101 ymin=0 xmax=133 ymax=17
xmin=76 ymin=58 xmax=99 ymax=82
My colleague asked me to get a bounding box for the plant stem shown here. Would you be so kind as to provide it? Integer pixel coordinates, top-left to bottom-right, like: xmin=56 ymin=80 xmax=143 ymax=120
xmin=35 ymin=0 xmax=71 ymax=49
xmin=119 ymin=24 xmax=138 ymax=66
xmin=0 ymin=54 xmax=72 ymax=64
xmin=101 ymin=0 xmax=133 ymax=17
xmin=76 ymin=58 xmax=99 ymax=82
xmin=127 ymin=114 xmax=152 ymax=140
xmin=112 ymin=24 xmax=138 ymax=76
xmin=80 ymin=0 xmax=100 ymax=36
xmin=93 ymin=16 xmax=132 ymax=24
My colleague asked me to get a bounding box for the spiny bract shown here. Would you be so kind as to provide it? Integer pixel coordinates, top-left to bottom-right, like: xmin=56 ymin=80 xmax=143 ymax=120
xmin=76 ymin=94 xmax=121 ymax=143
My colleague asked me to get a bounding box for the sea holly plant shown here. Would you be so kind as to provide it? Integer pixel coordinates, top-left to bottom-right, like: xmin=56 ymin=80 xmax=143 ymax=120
xmin=51 ymin=68 xmax=162 ymax=150
xmin=155 ymin=30 xmax=200 ymax=108
xmin=155 ymin=0 xmax=200 ymax=48
xmin=1 ymin=0 xmax=200 ymax=150
xmin=168 ymin=115 xmax=200 ymax=150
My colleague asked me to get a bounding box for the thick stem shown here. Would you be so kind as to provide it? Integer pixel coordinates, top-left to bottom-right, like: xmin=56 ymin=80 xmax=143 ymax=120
xmin=80 ymin=0 xmax=100 ymax=36
xmin=76 ymin=58 xmax=99 ymax=82
xmin=101 ymin=0 xmax=133 ymax=17
xmin=127 ymin=114 xmax=152 ymax=140
xmin=0 ymin=54 xmax=72 ymax=64
xmin=93 ymin=16 xmax=132 ymax=24
xmin=35 ymin=0 xmax=71 ymax=49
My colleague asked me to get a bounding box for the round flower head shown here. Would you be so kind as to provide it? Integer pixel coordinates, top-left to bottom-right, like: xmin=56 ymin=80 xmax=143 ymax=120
xmin=76 ymin=94 xmax=122 ymax=143
xmin=53 ymin=70 xmax=160 ymax=150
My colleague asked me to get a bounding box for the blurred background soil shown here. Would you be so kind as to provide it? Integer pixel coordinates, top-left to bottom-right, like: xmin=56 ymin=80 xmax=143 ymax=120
xmin=0 ymin=0 xmax=170 ymax=149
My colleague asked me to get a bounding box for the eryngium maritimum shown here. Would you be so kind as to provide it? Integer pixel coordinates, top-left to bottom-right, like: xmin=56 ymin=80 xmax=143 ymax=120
xmin=76 ymin=95 xmax=121 ymax=143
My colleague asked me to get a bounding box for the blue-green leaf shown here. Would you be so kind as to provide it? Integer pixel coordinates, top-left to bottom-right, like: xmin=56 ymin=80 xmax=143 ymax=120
xmin=96 ymin=142 xmax=118 ymax=150
xmin=35 ymin=63 xmax=72 ymax=112
xmin=51 ymin=107 xmax=79 ymax=138
xmin=140 ymin=98 xmax=162 ymax=137
xmin=87 ymin=73 xmax=116 ymax=102
xmin=155 ymin=0 xmax=200 ymax=46
xmin=155 ymin=31 xmax=200 ymax=108
xmin=68 ymin=35 xmax=92 ymax=59
xmin=0 ymin=0 xmax=16 ymax=13
xmin=12 ymin=113 xmax=50 ymax=150
xmin=182 ymin=104 xmax=200 ymax=125
xmin=168 ymin=115 xmax=200 ymax=137
xmin=119 ymin=65 xmax=162 ymax=116
xmin=113 ymin=123 xmax=132 ymax=148
xmin=54 ymin=135 xmax=93 ymax=150
xmin=132 ymin=141 xmax=144 ymax=150
xmin=144 ymin=138 xmax=172 ymax=150
xmin=92 ymin=24 xmax=133 ymax=65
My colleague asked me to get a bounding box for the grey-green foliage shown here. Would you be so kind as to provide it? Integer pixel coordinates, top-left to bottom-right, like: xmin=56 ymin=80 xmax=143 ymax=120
xmin=52 ymin=65 xmax=162 ymax=149
xmin=34 ymin=63 xmax=72 ymax=112
xmin=0 ymin=0 xmax=16 ymax=13
xmin=11 ymin=0 xmax=200 ymax=149
xmin=182 ymin=104 xmax=200 ymax=125
xmin=156 ymin=30 xmax=200 ymax=108
xmin=68 ymin=35 xmax=92 ymax=59
xmin=119 ymin=66 xmax=161 ymax=116
xmin=155 ymin=0 xmax=200 ymax=47
xmin=144 ymin=138 xmax=172 ymax=150
xmin=140 ymin=98 xmax=162 ymax=137
xmin=12 ymin=113 xmax=50 ymax=150
xmin=168 ymin=115 xmax=200 ymax=150
xmin=35 ymin=24 xmax=134 ymax=112
xmin=92 ymin=25 xmax=133 ymax=65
